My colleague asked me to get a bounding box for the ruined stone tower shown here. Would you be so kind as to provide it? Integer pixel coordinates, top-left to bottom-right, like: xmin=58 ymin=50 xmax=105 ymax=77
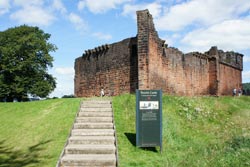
xmin=74 ymin=9 xmax=243 ymax=97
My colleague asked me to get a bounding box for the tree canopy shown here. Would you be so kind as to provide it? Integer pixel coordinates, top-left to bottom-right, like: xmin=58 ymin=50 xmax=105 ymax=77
xmin=243 ymin=82 xmax=250 ymax=95
xmin=0 ymin=25 xmax=57 ymax=102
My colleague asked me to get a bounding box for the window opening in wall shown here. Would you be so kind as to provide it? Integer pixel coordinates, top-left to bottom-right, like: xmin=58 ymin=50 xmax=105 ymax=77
xmin=236 ymin=55 xmax=239 ymax=64
xmin=132 ymin=44 xmax=137 ymax=58
xmin=226 ymin=54 xmax=231 ymax=63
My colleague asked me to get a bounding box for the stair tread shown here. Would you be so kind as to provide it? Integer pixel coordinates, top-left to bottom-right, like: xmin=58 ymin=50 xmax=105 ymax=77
xmin=61 ymin=154 xmax=116 ymax=163
xmin=80 ymin=108 xmax=112 ymax=110
xmin=75 ymin=118 xmax=113 ymax=123
xmin=82 ymin=100 xmax=111 ymax=103
xmin=73 ymin=123 xmax=113 ymax=129
xmin=72 ymin=129 xmax=114 ymax=132
xmin=71 ymin=129 xmax=115 ymax=136
xmin=76 ymin=116 xmax=112 ymax=117
xmin=74 ymin=122 xmax=113 ymax=125
xmin=58 ymin=100 xmax=117 ymax=167
xmin=76 ymin=116 xmax=113 ymax=118
xmin=68 ymin=136 xmax=115 ymax=145
xmin=78 ymin=112 xmax=113 ymax=117
xmin=66 ymin=144 xmax=116 ymax=148
xmin=69 ymin=136 xmax=115 ymax=140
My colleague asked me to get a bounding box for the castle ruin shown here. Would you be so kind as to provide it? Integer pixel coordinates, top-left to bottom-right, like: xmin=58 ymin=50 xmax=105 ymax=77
xmin=74 ymin=9 xmax=243 ymax=97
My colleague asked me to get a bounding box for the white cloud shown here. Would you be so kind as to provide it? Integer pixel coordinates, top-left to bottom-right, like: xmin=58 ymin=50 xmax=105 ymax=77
xmin=155 ymin=0 xmax=250 ymax=31
xmin=55 ymin=67 xmax=74 ymax=76
xmin=9 ymin=0 xmax=69 ymax=26
xmin=162 ymin=33 xmax=182 ymax=47
xmin=49 ymin=67 xmax=74 ymax=97
xmin=68 ymin=12 xmax=87 ymax=31
xmin=122 ymin=2 xmax=162 ymax=19
xmin=180 ymin=18 xmax=250 ymax=52
xmin=50 ymin=83 xmax=74 ymax=97
xmin=52 ymin=0 xmax=67 ymax=14
xmin=0 ymin=0 xmax=10 ymax=15
xmin=10 ymin=5 xmax=55 ymax=26
xmin=13 ymin=0 xmax=43 ymax=7
xmin=244 ymin=56 xmax=250 ymax=63
xmin=79 ymin=0 xmax=131 ymax=14
xmin=78 ymin=0 xmax=85 ymax=11
xmin=92 ymin=32 xmax=112 ymax=40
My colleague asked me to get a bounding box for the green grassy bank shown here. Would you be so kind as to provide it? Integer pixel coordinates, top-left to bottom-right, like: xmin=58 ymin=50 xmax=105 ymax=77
xmin=0 ymin=98 xmax=81 ymax=167
xmin=113 ymin=95 xmax=250 ymax=167
xmin=0 ymin=95 xmax=249 ymax=167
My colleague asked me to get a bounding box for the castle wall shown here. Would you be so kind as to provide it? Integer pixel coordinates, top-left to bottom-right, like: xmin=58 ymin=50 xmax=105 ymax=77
xmin=74 ymin=38 xmax=138 ymax=97
xmin=137 ymin=10 xmax=150 ymax=90
xmin=75 ymin=9 xmax=243 ymax=97
xmin=136 ymin=9 xmax=243 ymax=96
xmin=218 ymin=51 xmax=243 ymax=95
xmin=183 ymin=54 xmax=210 ymax=96
xmin=218 ymin=64 xmax=242 ymax=95
xmin=208 ymin=57 xmax=218 ymax=95
xmin=137 ymin=10 xmax=212 ymax=96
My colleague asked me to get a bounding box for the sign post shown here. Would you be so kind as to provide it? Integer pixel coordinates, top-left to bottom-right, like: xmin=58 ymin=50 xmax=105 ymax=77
xmin=136 ymin=89 xmax=162 ymax=152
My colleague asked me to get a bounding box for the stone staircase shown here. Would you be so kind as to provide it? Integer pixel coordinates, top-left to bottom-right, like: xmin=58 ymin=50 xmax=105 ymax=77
xmin=57 ymin=100 xmax=118 ymax=167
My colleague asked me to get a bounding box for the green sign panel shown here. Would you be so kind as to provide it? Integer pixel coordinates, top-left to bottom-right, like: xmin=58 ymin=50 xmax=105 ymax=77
xmin=136 ymin=90 xmax=162 ymax=151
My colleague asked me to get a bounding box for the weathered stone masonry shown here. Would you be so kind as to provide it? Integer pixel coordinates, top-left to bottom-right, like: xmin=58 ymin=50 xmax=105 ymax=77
xmin=75 ymin=9 xmax=243 ymax=97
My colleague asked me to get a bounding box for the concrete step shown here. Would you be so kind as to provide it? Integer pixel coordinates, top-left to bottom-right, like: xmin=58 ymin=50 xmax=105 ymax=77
xmin=81 ymin=103 xmax=112 ymax=108
xmin=80 ymin=108 xmax=112 ymax=112
xmin=72 ymin=129 xmax=115 ymax=136
xmin=75 ymin=117 xmax=113 ymax=123
xmin=78 ymin=111 xmax=112 ymax=117
xmin=82 ymin=100 xmax=111 ymax=104
xmin=60 ymin=154 xmax=116 ymax=166
xmin=68 ymin=136 xmax=115 ymax=145
xmin=61 ymin=165 xmax=116 ymax=167
xmin=65 ymin=144 xmax=116 ymax=154
xmin=58 ymin=99 xmax=117 ymax=167
xmin=61 ymin=165 xmax=115 ymax=167
xmin=74 ymin=123 xmax=113 ymax=129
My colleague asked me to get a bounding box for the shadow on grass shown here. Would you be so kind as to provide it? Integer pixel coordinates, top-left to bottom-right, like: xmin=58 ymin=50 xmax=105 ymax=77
xmin=226 ymin=136 xmax=250 ymax=151
xmin=124 ymin=132 xmax=136 ymax=146
xmin=0 ymin=139 xmax=52 ymax=167
xmin=124 ymin=132 xmax=158 ymax=152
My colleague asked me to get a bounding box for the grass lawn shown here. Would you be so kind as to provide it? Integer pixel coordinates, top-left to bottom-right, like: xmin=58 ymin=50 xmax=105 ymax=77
xmin=113 ymin=94 xmax=250 ymax=167
xmin=0 ymin=95 xmax=249 ymax=167
xmin=0 ymin=98 xmax=81 ymax=167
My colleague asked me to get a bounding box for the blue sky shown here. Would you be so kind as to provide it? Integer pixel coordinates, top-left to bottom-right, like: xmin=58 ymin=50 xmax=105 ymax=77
xmin=1 ymin=0 xmax=250 ymax=97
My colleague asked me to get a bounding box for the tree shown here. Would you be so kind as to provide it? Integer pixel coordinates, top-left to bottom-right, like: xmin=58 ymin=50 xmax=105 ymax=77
xmin=243 ymin=82 xmax=250 ymax=95
xmin=0 ymin=25 xmax=57 ymax=102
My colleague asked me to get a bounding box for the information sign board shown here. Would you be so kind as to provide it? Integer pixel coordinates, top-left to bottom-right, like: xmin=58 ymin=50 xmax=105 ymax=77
xmin=136 ymin=89 xmax=162 ymax=152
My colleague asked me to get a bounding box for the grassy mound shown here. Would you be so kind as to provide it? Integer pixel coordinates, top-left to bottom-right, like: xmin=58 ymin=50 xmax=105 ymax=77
xmin=0 ymin=95 xmax=249 ymax=166
xmin=0 ymin=98 xmax=81 ymax=167
xmin=113 ymin=94 xmax=250 ymax=167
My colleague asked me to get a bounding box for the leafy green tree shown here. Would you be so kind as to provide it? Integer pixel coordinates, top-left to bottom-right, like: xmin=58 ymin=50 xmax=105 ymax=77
xmin=243 ymin=82 xmax=250 ymax=95
xmin=0 ymin=25 xmax=57 ymax=102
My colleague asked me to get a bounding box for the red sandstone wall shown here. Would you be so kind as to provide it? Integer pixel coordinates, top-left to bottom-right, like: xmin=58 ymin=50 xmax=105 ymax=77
xmin=154 ymin=49 xmax=211 ymax=96
xmin=74 ymin=38 xmax=138 ymax=97
xmin=75 ymin=9 xmax=243 ymax=97
xmin=208 ymin=57 xmax=218 ymax=95
xmin=218 ymin=64 xmax=242 ymax=95
xmin=207 ymin=47 xmax=243 ymax=96
xmin=137 ymin=10 xmax=149 ymax=90
xmin=183 ymin=54 xmax=210 ymax=96
xmin=137 ymin=9 xmax=243 ymax=96
xmin=137 ymin=9 xmax=211 ymax=96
